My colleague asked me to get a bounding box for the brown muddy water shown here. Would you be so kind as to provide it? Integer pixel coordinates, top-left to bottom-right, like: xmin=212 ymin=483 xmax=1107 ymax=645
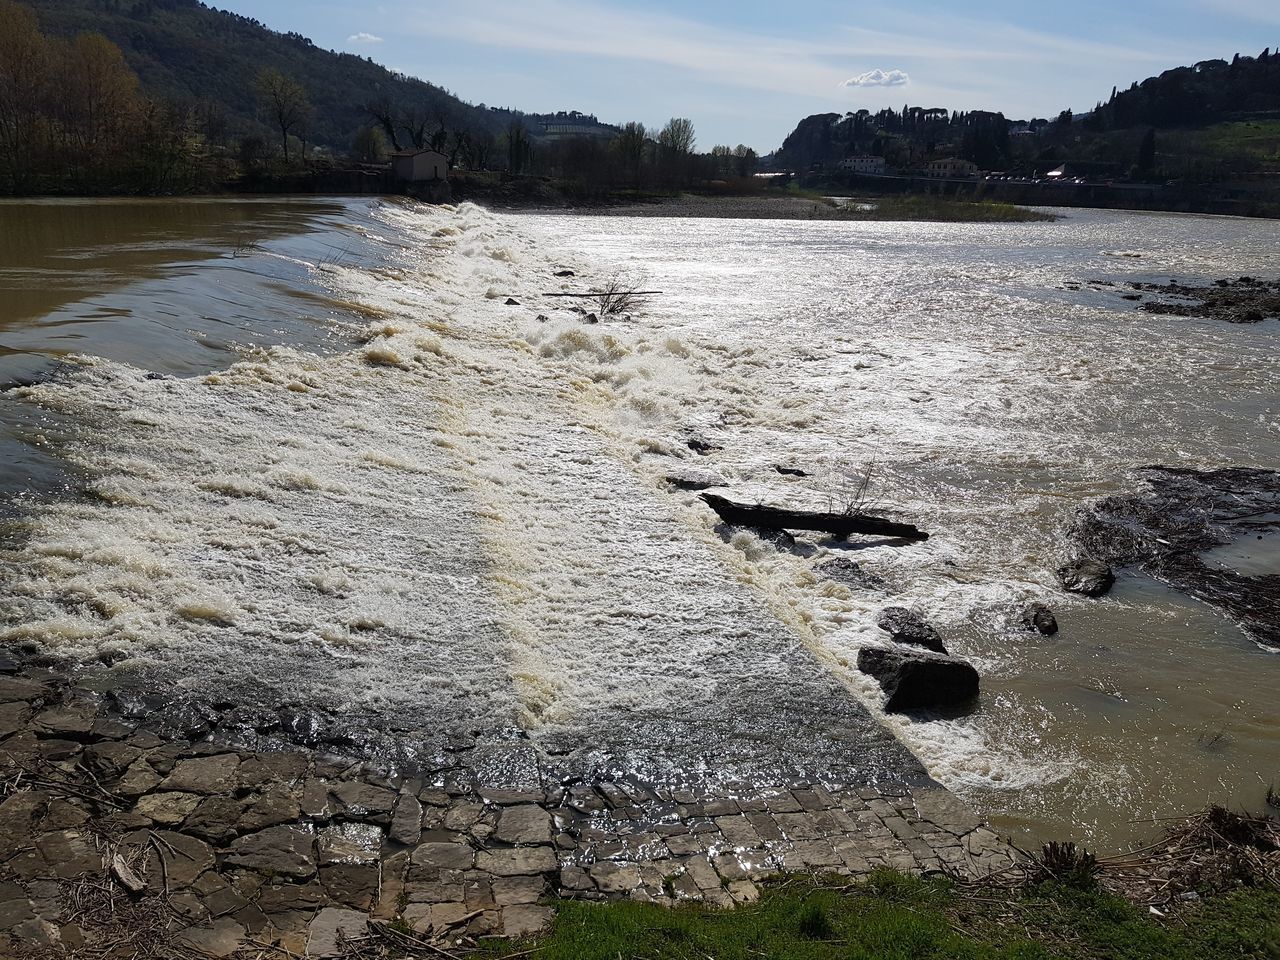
xmin=0 ymin=197 xmax=1276 ymax=854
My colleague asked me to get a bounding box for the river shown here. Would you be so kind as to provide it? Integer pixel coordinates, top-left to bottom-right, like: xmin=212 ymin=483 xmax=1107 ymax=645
xmin=0 ymin=196 xmax=1276 ymax=852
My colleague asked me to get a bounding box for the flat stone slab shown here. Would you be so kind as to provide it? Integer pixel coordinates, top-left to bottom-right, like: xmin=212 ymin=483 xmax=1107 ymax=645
xmin=306 ymin=907 xmax=369 ymax=957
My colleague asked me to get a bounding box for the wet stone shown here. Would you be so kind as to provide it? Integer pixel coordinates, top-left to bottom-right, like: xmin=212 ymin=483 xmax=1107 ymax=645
xmin=32 ymin=704 xmax=96 ymax=738
xmin=163 ymin=754 xmax=240 ymax=794
xmin=226 ymin=825 xmax=316 ymax=879
xmin=239 ymin=786 xmax=302 ymax=833
xmin=390 ymin=793 xmax=423 ymax=846
xmin=183 ymin=796 xmax=246 ymax=844
xmin=477 ymin=846 xmax=557 ymax=877
xmin=492 ymin=804 xmax=552 ymax=845
xmin=410 ymin=842 xmax=476 ymax=875
xmin=330 ymin=781 xmax=397 ymax=823
xmin=318 ymin=823 xmax=382 ymax=866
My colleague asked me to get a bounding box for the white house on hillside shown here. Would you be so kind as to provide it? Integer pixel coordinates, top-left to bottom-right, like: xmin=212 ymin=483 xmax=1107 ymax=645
xmin=392 ymin=149 xmax=448 ymax=182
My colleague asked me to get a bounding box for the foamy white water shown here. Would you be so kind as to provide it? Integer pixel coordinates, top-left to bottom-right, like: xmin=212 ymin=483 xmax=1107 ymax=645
xmin=2 ymin=199 xmax=1277 ymax=847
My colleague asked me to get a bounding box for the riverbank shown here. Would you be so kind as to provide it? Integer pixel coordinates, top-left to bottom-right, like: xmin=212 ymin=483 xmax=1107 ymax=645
xmin=511 ymin=866 xmax=1280 ymax=960
xmin=499 ymin=192 xmax=1055 ymax=222
xmin=4 ymin=665 xmax=1276 ymax=958
xmin=0 ymin=663 xmax=1017 ymax=957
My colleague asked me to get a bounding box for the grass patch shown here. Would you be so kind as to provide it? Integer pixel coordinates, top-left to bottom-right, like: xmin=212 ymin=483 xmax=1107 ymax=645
xmin=487 ymin=870 xmax=1280 ymax=960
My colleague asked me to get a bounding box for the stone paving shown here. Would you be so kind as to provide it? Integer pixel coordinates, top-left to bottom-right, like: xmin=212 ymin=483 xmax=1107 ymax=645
xmin=0 ymin=668 xmax=1021 ymax=957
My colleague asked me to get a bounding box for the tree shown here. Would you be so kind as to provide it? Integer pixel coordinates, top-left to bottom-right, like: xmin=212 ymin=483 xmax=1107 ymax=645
xmin=255 ymin=67 xmax=310 ymax=162
xmin=505 ymin=122 xmax=531 ymax=174
xmin=657 ymin=117 xmax=695 ymax=186
xmin=658 ymin=117 xmax=695 ymax=156
xmin=351 ymin=125 xmax=386 ymax=163
xmin=1137 ymin=127 xmax=1156 ymax=174
xmin=612 ymin=121 xmax=647 ymax=188
xmin=53 ymin=33 xmax=141 ymax=168
xmin=0 ymin=0 xmax=49 ymax=188
xmin=364 ymin=97 xmax=402 ymax=151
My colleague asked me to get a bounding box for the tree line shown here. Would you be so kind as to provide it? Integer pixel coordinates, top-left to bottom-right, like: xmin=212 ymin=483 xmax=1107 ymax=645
xmin=492 ymin=117 xmax=758 ymax=191
xmin=0 ymin=0 xmax=223 ymax=193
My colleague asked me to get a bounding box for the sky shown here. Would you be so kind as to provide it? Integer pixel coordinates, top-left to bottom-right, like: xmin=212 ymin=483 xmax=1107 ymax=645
xmin=215 ymin=0 xmax=1278 ymax=151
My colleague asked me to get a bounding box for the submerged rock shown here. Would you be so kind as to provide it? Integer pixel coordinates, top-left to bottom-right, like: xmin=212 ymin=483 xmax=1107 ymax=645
xmin=816 ymin=557 xmax=886 ymax=590
xmin=875 ymin=607 xmax=946 ymax=654
xmin=664 ymin=469 xmax=727 ymax=491
xmin=1020 ymin=602 xmax=1059 ymax=636
xmin=714 ymin=522 xmax=797 ymax=553
xmin=857 ymin=646 xmax=979 ymax=713
xmin=1057 ymin=558 xmax=1115 ymax=597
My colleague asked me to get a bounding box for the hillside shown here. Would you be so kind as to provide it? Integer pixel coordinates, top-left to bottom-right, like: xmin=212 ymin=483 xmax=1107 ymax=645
xmin=777 ymin=47 xmax=1280 ymax=182
xmin=25 ymin=0 xmax=522 ymax=152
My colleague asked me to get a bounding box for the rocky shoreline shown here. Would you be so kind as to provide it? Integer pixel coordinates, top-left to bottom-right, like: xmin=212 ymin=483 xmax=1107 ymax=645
xmin=1086 ymin=275 xmax=1280 ymax=324
xmin=0 ymin=663 xmax=1020 ymax=958
xmin=1068 ymin=466 xmax=1280 ymax=649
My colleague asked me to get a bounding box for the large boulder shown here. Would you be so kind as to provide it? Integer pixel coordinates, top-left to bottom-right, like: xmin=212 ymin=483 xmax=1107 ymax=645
xmin=857 ymin=646 xmax=979 ymax=713
xmin=875 ymin=606 xmax=946 ymax=654
xmin=1057 ymin=558 xmax=1115 ymax=597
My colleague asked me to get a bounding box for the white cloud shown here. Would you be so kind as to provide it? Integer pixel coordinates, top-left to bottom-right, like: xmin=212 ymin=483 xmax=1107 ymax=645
xmin=347 ymin=31 xmax=384 ymax=44
xmin=842 ymin=68 xmax=910 ymax=88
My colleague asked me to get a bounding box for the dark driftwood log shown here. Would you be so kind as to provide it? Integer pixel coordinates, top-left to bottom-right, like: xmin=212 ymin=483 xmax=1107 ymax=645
xmin=700 ymin=493 xmax=929 ymax=542
xmin=541 ymin=291 xmax=664 ymax=298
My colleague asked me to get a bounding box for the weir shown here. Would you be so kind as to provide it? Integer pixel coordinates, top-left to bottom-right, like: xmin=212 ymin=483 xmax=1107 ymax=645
xmin=0 ymin=198 xmax=1277 ymax=954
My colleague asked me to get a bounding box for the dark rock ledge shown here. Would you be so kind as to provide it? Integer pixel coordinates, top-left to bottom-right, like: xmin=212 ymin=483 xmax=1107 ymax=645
xmin=1069 ymin=466 xmax=1280 ymax=650
xmin=0 ymin=666 xmax=1021 ymax=957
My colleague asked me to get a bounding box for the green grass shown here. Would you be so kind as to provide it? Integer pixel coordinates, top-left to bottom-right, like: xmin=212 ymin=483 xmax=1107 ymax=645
xmin=486 ymin=871 xmax=1280 ymax=960
xmin=831 ymin=195 xmax=1055 ymax=223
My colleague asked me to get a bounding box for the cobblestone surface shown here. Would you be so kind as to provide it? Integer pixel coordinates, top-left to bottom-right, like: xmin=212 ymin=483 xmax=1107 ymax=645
xmin=0 ymin=668 xmax=1023 ymax=956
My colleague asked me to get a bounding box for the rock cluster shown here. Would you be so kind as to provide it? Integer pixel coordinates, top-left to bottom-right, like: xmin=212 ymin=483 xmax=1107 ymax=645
xmin=858 ymin=608 xmax=980 ymax=713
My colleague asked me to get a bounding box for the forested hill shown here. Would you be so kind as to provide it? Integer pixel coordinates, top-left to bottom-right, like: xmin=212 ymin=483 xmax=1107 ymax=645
xmin=1089 ymin=51 xmax=1280 ymax=129
xmin=25 ymin=0 xmax=521 ymax=150
xmin=776 ymin=47 xmax=1280 ymax=179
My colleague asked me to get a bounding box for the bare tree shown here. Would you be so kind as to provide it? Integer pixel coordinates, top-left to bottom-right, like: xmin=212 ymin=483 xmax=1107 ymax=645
xmin=255 ymin=67 xmax=310 ymax=162
xmin=657 ymin=117 xmax=695 ymax=186
xmin=612 ymin=121 xmax=647 ymax=189
xmin=364 ymin=96 xmax=402 ymax=151
xmin=592 ymin=271 xmax=651 ymax=316
xmin=658 ymin=117 xmax=695 ymax=155
xmin=0 ymin=0 xmax=49 ymax=188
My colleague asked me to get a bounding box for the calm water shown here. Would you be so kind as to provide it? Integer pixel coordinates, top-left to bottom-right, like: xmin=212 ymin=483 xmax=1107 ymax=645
xmin=1 ymin=198 xmax=1276 ymax=851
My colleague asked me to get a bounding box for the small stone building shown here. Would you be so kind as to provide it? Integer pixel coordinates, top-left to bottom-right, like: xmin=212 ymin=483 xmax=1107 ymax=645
xmin=925 ymin=157 xmax=979 ymax=179
xmin=391 ymin=149 xmax=448 ymax=182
